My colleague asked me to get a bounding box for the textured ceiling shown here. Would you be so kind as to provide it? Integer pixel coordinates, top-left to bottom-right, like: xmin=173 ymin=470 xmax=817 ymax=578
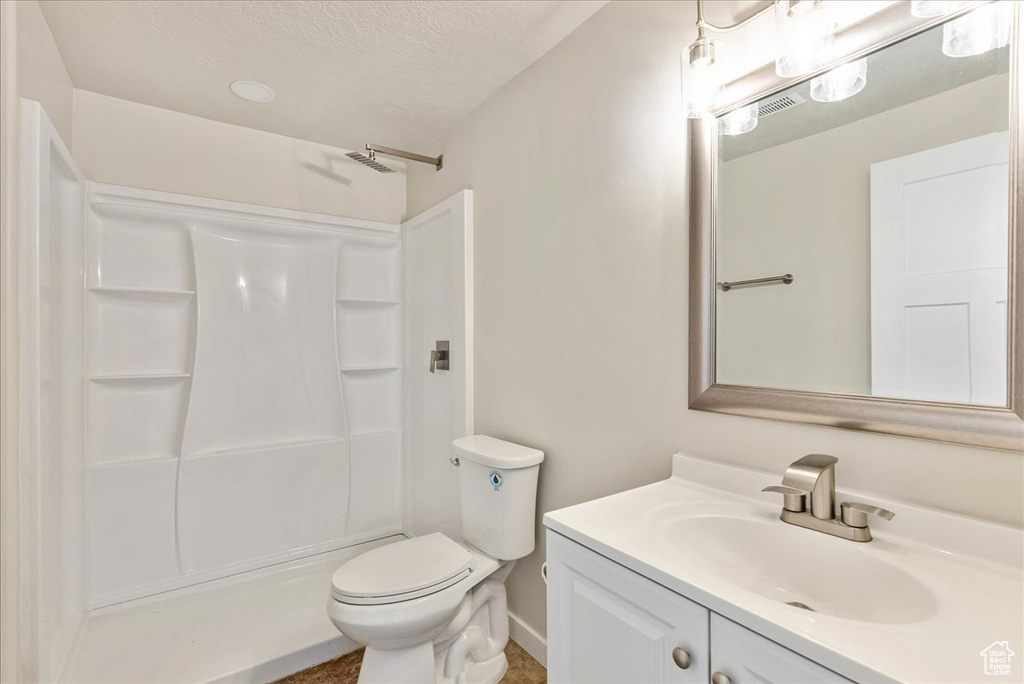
xmin=39 ymin=0 xmax=606 ymax=152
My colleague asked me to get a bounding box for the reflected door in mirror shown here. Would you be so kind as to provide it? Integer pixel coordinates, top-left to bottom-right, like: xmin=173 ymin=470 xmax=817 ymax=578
xmin=870 ymin=132 xmax=1008 ymax=406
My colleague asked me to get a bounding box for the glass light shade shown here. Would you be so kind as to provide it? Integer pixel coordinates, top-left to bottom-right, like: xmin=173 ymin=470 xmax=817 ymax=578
xmin=810 ymin=58 xmax=867 ymax=102
xmin=910 ymin=1 xmax=970 ymax=18
xmin=942 ymin=1 xmax=1012 ymax=58
xmin=719 ymin=104 xmax=759 ymax=135
xmin=682 ymin=53 xmax=722 ymax=119
xmin=775 ymin=0 xmax=836 ymax=77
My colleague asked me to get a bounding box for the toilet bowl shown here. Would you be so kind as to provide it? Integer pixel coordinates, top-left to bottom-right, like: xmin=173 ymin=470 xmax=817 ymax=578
xmin=327 ymin=436 xmax=543 ymax=684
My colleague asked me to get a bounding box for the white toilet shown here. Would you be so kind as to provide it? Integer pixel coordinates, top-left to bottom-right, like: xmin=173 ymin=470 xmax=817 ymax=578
xmin=327 ymin=435 xmax=544 ymax=684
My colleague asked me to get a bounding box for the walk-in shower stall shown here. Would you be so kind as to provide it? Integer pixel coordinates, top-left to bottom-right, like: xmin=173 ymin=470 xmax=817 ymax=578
xmin=18 ymin=100 xmax=472 ymax=683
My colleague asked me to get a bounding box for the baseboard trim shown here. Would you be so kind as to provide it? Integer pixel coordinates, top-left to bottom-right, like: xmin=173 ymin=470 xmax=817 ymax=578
xmin=508 ymin=611 xmax=547 ymax=667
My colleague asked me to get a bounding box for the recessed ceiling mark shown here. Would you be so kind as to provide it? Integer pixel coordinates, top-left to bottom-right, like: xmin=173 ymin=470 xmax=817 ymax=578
xmin=230 ymin=81 xmax=275 ymax=103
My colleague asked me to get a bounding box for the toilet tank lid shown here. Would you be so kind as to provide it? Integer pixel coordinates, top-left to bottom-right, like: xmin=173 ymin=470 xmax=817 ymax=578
xmin=453 ymin=435 xmax=544 ymax=469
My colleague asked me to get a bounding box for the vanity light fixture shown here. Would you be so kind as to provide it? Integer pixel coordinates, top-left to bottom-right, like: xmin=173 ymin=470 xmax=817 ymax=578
xmin=682 ymin=0 xmax=722 ymax=118
xmin=683 ymin=0 xmax=1008 ymax=119
xmin=942 ymin=1 xmax=1012 ymax=57
xmin=683 ymin=0 xmax=837 ymax=118
xmin=810 ymin=57 xmax=867 ymax=102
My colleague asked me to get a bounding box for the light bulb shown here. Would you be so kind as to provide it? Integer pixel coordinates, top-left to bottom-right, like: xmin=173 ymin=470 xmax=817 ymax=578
xmin=810 ymin=58 xmax=867 ymax=102
xmin=719 ymin=104 xmax=759 ymax=135
xmin=911 ymin=1 xmax=970 ymax=18
xmin=942 ymin=1 xmax=1012 ymax=58
xmin=682 ymin=53 xmax=722 ymax=119
xmin=775 ymin=0 xmax=836 ymax=77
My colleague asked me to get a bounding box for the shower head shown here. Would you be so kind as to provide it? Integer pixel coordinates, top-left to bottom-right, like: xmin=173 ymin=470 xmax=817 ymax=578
xmin=345 ymin=150 xmax=396 ymax=173
xmin=349 ymin=144 xmax=444 ymax=173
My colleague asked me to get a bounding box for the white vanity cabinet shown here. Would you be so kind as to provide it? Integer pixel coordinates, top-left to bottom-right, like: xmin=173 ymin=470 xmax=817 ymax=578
xmin=710 ymin=614 xmax=855 ymax=684
xmin=547 ymin=532 xmax=856 ymax=684
xmin=546 ymin=531 xmax=710 ymax=683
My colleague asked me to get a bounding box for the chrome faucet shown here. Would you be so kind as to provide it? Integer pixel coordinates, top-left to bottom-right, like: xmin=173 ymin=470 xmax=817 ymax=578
xmin=762 ymin=454 xmax=894 ymax=542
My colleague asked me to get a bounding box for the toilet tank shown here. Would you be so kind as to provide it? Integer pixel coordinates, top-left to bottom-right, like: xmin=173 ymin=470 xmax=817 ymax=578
xmin=453 ymin=435 xmax=544 ymax=561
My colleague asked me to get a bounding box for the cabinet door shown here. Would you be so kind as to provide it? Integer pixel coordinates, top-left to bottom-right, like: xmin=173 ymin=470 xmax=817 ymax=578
xmin=710 ymin=614 xmax=855 ymax=684
xmin=547 ymin=531 xmax=709 ymax=684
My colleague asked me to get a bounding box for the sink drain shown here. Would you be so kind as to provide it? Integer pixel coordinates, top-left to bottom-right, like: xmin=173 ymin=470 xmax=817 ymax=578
xmin=786 ymin=601 xmax=815 ymax=612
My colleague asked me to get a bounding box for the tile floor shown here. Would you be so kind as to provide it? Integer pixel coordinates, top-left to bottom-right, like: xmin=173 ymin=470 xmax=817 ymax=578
xmin=273 ymin=640 xmax=546 ymax=684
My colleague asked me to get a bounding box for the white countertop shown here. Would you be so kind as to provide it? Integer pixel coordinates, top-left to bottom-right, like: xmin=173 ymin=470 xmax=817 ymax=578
xmin=543 ymin=454 xmax=1024 ymax=684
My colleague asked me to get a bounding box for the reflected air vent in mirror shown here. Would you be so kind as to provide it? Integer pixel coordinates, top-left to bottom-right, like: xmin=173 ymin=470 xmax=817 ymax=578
xmin=758 ymin=92 xmax=806 ymax=118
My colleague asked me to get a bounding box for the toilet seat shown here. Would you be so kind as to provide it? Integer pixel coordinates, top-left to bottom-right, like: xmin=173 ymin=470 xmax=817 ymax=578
xmin=331 ymin=533 xmax=474 ymax=606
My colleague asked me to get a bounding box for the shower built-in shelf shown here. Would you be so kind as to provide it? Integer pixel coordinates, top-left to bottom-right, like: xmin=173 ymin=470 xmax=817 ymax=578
xmin=336 ymin=298 xmax=400 ymax=305
xmin=348 ymin=428 xmax=401 ymax=440
xmin=89 ymin=373 xmax=191 ymax=382
xmin=186 ymin=436 xmax=347 ymax=461
xmin=88 ymin=286 xmax=195 ymax=296
xmin=88 ymin=455 xmax=180 ymax=469
xmin=340 ymin=366 xmax=400 ymax=374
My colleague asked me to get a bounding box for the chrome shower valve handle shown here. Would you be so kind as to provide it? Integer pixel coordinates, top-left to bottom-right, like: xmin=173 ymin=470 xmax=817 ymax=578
xmin=429 ymin=340 xmax=450 ymax=373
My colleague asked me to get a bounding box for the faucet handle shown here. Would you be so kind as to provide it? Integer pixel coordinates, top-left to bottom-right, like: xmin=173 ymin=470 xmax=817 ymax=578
xmin=762 ymin=485 xmax=807 ymax=513
xmin=840 ymin=501 xmax=895 ymax=528
xmin=790 ymin=453 xmax=838 ymax=469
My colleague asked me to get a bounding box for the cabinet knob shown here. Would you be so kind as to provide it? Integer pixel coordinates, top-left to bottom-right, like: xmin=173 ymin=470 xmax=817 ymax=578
xmin=712 ymin=673 xmax=732 ymax=684
xmin=671 ymin=646 xmax=691 ymax=669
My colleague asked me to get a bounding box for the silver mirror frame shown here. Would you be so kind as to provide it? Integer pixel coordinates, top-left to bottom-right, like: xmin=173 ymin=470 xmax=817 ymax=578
xmin=689 ymin=1 xmax=1024 ymax=452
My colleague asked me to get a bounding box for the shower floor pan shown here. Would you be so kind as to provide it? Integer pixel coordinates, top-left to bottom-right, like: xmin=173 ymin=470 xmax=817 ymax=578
xmin=60 ymin=535 xmax=402 ymax=684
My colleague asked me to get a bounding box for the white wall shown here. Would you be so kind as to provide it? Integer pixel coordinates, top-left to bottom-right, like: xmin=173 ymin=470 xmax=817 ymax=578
xmin=3 ymin=3 xmax=76 ymax=680
xmin=405 ymin=0 xmax=1023 ymax=641
xmin=73 ymin=90 xmax=406 ymax=224
xmin=717 ymin=74 xmax=1009 ymax=395
xmin=18 ymin=103 xmax=87 ymax=682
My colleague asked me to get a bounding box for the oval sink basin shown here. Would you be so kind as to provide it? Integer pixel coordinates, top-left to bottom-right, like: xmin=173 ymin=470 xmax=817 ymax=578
xmin=666 ymin=515 xmax=938 ymax=624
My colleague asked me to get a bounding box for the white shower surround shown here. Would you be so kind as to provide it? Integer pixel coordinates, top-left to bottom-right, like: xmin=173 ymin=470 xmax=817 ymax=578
xmin=20 ymin=100 xmax=474 ymax=683
xmin=84 ymin=185 xmax=405 ymax=607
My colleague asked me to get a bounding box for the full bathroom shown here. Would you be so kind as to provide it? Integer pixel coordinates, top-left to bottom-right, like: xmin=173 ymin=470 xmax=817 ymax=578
xmin=0 ymin=1 xmax=1021 ymax=684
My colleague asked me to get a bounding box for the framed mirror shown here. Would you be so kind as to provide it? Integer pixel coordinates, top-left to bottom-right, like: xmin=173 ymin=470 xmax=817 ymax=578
xmin=689 ymin=1 xmax=1023 ymax=451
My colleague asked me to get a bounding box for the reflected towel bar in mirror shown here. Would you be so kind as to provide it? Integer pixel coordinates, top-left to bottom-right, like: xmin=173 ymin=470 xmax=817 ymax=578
xmin=717 ymin=273 xmax=794 ymax=292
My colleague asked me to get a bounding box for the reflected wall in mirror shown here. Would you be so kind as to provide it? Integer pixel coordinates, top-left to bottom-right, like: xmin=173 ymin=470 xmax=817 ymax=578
xmin=715 ymin=10 xmax=1011 ymax=408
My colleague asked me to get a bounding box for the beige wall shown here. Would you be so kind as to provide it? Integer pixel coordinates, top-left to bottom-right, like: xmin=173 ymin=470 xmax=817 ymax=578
xmin=16 ymin=0 xmax=73 ymax=145
xmin=0 ymin=2 xmax=21 ymax=680
xmin=406 ymin=0 xmax=1023 ymax=641
xmin=73 ymin=90 xmax=406 ymax=224
xmin=717 ymin=74 xmax=1009 ymax=395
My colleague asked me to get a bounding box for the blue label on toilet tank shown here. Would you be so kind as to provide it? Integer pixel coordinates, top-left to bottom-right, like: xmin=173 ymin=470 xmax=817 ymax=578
xmin=489 ymin=470 xmax=503 ymax=490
